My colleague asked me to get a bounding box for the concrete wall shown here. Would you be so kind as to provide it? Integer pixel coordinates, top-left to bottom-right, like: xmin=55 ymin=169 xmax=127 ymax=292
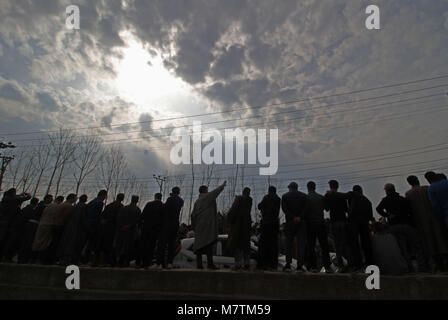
xmin=0 ymin=263 xmax=447 ymax=299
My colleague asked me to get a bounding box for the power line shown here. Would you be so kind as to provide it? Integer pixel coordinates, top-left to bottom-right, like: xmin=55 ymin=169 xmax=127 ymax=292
xmin=100 ymin=100 xmax=448 ymax=145
xmin=2 ymin=74 xmax=448 ymax=137
xmin=9 ymin=84 xmax=447 ymax=143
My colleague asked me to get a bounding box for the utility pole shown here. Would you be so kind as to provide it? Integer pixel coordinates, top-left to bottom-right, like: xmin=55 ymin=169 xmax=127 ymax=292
xmin=0 ymin=141 xmax=16 ymax=192
xmin=153 ymin=174 xmax=166 ymax=195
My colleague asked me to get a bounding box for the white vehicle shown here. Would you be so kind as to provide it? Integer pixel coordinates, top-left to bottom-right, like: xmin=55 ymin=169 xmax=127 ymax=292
xmin=173 ymin=234 xmax=258 ymax=269
xmin=173 ymin=234 xmax=347 ymax=272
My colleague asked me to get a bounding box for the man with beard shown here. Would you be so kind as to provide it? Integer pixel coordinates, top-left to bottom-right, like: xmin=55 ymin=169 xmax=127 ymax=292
xmin=281 ymin=182 xmax=310 ymax=272
xmin=227 ymin=187 xmax=253 ymax=270
xmin=114 ymin=195 xmax=141 ymax=267
xmin=191 ymin=181 xmax=227 ymax=270
xmin=0 ymin=188 xmax=31 ymax=260
xmin=257 ymin=186 xmax=281 ymax=270
xmin=18 ymin=195 xmax=53 ymax=263
xmin=97 ymin=193 xmax=124 ymax=266
xmin=140 ymin=193 xmax=164 ymax=268
xmin=57 ymin=195 xmax=88 ymax=265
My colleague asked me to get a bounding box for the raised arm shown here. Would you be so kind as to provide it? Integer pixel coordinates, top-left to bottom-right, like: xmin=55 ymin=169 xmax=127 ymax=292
xmin=208 ymin=181 xmax=227 ymax=200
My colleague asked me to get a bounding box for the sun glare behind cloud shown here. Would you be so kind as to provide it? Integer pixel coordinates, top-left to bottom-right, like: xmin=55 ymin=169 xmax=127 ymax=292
xmin=114 ymin=38 xmax=189 ymax=113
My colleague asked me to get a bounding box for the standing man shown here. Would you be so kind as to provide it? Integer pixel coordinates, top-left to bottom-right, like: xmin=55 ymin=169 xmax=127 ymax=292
xmin=3 ymin=197 xmax=39 ymax=262
xmin=57 ymin=195 xmax=88 ymax=265
xmin=305 ymin=181 xmax=332 ymax=273
xmin=51 ymin=193 xmax=77 ymax=264
xmin=81 ymin=190 xmax=107 ymax=265
xmin=191 ymin=181 xmax=227 ymax=270
xmin=97 ymin=193 xmax=124 ymax=266
xmin=0 ymin=188 xmax=31 ymax=260
xmin=32 ymin=196 xmax=64 ymax=264
xmin=156 ymin=187 xmax=184 ymax=269
xmin=140 ymin=193 xmax=164 ymax=268
xmin=281 ymin=182 xmax=310 ymax=272
xmin=346 ymin=185 xmax=374 ymax=270
xmin=406 ymin=175 xmax=448 ymax=272
xmin=227 ymin=187 xmax=253 ymax=270
xmin=325 ymin=180 xmax=350 ymax=272
xmin=257 ymin=186 xmax=281 ymax=270
xmin=376 ymin=183 xmax=423 ymax=272
xmin=18 ymin=194 xmax=53 ymax=263
xmin=114 ymin=195 xmax=141 ymax=267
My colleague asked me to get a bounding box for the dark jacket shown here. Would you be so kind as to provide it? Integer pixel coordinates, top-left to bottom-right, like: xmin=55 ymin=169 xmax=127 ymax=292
xmin=163 ymin=195 xmax=184 ymax=227
xmin=325 ymin=191 xmax=348 ymax=222
xmin=258 ymin=194 xmax=280 ymax=225
xmin=85 ymin=198 xmax=105 ymax=228
xmin=281 ymin=190 xmax=310 ymax=223
xmin=0 ymin=193 xmax=31 ymax=227
xmin=428 ymin=180 xmax=448 ymax=218
xmin=96 ymin=200 xmax=123 ymax=252
xmin=376 ymin=192 xmax=412 ymax=226
xmin=227 ymin=195 xmax=253 ymax=252
xmin=347 ymin=192 xmax=374 ymax=224
xmin=141 ymin=200 xmax=164 ymax=231
xmin=307 ymin=191 xmax=326 ymax=225
xmin=114 ymin=204 xmax=141 ymax=256
xmin=31 ymin=201 xmax=48 ymax=221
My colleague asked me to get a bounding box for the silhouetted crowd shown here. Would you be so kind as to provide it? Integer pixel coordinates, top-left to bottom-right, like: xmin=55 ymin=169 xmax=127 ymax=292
xmin=0 ymin=170 xmax=447 ymax=276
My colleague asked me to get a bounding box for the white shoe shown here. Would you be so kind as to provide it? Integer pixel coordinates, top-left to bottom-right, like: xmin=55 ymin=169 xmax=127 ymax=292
xmin=166 ymin=263 xmax=173 ymax=269
xmin=149 ymin=264 xmax=161 ymax=270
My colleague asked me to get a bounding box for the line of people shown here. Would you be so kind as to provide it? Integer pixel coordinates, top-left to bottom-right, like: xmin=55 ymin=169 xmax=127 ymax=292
xmin=218 ymin=172 xmax=448 ymax=274
xmin=0 ymin=188 xmax=186 ymax=269
xmin=0 ymin=170 xmax=447 ymax=275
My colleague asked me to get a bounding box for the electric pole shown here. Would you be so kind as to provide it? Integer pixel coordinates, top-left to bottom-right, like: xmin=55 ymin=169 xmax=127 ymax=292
xmin=0 ymin=141 xmax=16 ymax=192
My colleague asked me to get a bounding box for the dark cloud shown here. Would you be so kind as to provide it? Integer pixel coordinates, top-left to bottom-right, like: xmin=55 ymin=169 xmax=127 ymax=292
xmin=210 ymin=45 xmax=245 ymax=80
xmin=138 ymin=112 xmax=155 ymax=140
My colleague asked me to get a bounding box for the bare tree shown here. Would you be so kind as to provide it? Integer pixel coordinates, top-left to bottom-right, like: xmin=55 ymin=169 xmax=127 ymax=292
xmin=32 ymin=141 xmax=52 ymax=197
xmin=97 ymin=146 xmax=127 ymax=202
xmin=46 ymin=129 xmax=76 ymax=195
xmin=7 ymin=150 xmax=24 ymax=188
xmin=72 ymin=135 xmax=103 ymax=195
xmin=18 ymin=151 xmax=38 ymax=193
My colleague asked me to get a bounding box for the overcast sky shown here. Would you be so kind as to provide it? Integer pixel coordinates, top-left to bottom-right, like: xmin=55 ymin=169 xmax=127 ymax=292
xmin=1 ymin=0 xmax=448 ymax=218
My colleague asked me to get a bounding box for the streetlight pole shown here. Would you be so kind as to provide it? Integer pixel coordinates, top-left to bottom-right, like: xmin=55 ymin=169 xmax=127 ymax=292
xmin=153 ymin=174 xmax=166 ymax=195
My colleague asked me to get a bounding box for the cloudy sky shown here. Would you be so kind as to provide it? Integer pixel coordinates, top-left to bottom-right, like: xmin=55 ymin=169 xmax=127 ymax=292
xmin=1 ymin=0 xmax=448 ymax=218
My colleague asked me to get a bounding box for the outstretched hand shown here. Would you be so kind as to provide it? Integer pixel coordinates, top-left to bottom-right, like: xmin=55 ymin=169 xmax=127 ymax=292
xmin=222 ymin=180 xmax=227 ymax=187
